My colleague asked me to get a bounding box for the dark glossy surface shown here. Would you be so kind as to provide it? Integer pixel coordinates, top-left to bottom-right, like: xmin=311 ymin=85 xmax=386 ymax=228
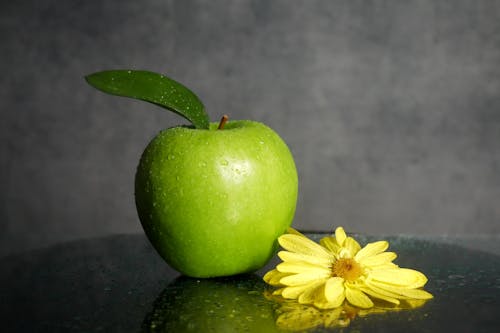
xmin=1 ymin=233 xmax=499 ymax=332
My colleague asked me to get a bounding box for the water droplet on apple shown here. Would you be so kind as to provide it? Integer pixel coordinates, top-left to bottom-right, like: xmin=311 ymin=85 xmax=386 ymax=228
xmin=220 ymin=159 xmax=229 ymax=166
xmin=167 ymin=154 xmax=175 ymax=160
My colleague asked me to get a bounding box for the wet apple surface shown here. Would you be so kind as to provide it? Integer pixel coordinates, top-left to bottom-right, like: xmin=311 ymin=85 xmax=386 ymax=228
xmin=135 ymin=120 xmax=298 ymax=278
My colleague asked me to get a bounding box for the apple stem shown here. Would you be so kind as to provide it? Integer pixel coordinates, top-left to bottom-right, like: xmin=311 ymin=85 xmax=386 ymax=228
xmin=217 ymin=115 xmax=229 ymax=130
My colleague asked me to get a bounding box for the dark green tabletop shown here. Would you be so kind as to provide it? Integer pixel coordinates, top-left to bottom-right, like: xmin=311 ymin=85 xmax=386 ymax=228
xmin=1 ymin=233 xmax=499 ymax=332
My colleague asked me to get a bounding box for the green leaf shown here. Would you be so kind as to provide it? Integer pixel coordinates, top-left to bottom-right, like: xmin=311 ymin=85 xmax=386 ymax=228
xmin=85 ymin=70 xmax=209 ymax=129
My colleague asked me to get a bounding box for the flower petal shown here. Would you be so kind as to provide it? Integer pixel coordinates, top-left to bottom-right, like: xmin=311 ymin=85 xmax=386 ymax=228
xmin=298 ymin=280 xmax=326 ymax=304
xmin=263 ymin=269 xmax=290 ymax=286
xmin=404 ymin=299 xmax=429 ymax=309
xmin=396 ymin=288 xmax=433 ymax=300
xmin=286 ymin=227 xmax=306 ymax=236
xmin=368 ymin=279 xmax=433 ymax=300
xmin=357 ymin=285 xmax=400 ymax=305
xmin=365 ymin=262 xmax=399 ymax=271
xmin=363 ymin=280 xmax=407 ymax=299
xmin=343 ymin=237 xmax=362 ymax=257
xmin=324 ymin=277 xmax=345 ymax=307
xmin=277 ymin=262 xmax=329 ymax=274
xmin=279 ymin=234 xmax=334 ymax=259
xmin=335 ymin=227 xmax=347 ymax=246
xmin=278 ymin=250 xmax=332 ymax=267
xmin=280 ymin=271 xmax=331 ymax=286
xmin=368 ymin=268 xmax=428 ymax=288
xmin=359 ymin=252 xmax=397 ymax=267
xmin=354 ymin=241 xmax=389 ymax=261
xmin=345 ymin=285 xmax=374 ymax=308
xmin=281 ymin=281 xmax=321 ymax=299
xmin=320 ymin=236 xmax=341 ymax=254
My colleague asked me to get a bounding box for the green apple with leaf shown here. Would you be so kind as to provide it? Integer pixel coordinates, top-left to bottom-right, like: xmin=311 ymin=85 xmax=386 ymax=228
xmin=85 ymin=70 xmax=298 ymax=278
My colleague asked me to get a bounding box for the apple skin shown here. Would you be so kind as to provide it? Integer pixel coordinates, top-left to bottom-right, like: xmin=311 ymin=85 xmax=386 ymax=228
xmin=135 ymin=120 xmax=298 ymax=278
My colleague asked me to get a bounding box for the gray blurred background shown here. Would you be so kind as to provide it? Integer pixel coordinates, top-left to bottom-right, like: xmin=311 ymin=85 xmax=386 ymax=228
xmin=1 ymin=0 xmax=499 ymax=257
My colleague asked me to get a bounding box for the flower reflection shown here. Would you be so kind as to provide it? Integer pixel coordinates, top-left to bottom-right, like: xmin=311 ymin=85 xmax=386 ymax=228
xmin=265 ymin=291 xmax=428 ymax=331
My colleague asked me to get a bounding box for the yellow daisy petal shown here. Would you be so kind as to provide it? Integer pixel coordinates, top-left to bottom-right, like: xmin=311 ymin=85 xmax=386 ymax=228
xmin=368 ymin=268 xmax=428 ymax=288
xmin=278 ymin=251 xmax=333 ymax=267
xmin=396 ymin=288 xmax=433 ymax=300
xmin=298 ymin=280 xmax=326 ymax=304
xmin=263 ymin=269 xmax=291 ymax=286
xmin=367 ymin=278 xmax=430 ymax=303
xmin=286 ymin=227 xmax=305 ymax=236
xmin=368 ymin=280 xmax=433 ymax=300
xmin=365 ymin=262 xmax=399 ymax=270
xmin=280 ymin=271 xmax=331 ymax=286
xmin=357 ymin=285 xmax=400 ymax=305
xmin=354 ymin=241 xmax=389 ymax=261
xmin=324 ymin=277 xmax=345 ymax=307
xmin=279 ymin=234 xmax=334 ymax=259
xmin=363 ymin=280 xmax=407 ymax=299
xmin=343 ymin=237 xmax=362 ymax=257
xmin=319 ymin=236 xmax=341 ymax=254
xmin=277 ymin=262 xmax=329 ymax=274
xmin=281 ymin=281 xmax=321 ymax=299
xmin=404 ymin=299 xmax=429 ymax=309
xmin=345 ymin=285 xmax=373 ymax=308
xmin=335 ymin=227 xmax=347 ymax=246
xmin=359 ymin=252 xmax=397 ymax=267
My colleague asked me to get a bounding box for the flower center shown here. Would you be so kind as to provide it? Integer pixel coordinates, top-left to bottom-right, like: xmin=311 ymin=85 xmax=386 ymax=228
xmin=332 ymin=258 xmax=362 ymax=281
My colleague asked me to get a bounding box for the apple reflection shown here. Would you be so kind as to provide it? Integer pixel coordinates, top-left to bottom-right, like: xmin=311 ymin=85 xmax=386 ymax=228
xmin=141 ymin=274 xmax=280 ymax=332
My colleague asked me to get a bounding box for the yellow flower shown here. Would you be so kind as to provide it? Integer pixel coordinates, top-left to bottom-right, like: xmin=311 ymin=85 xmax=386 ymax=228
xmin=264 ymin=227 xmax=433 ymax=309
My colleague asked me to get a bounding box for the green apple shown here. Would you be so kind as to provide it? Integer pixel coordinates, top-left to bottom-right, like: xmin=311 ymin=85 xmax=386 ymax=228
xmin=142 ymin=275 xmax=280 ymax=332
xmin=85 ymin=70 xmax=298 ymax=278
xmin=135 ymin=119 xmax=297 ymax=277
